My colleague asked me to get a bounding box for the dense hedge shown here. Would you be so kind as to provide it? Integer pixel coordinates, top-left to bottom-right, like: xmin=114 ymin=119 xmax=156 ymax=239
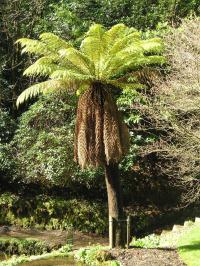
xmin=0 ymin=193 xmax=107 ymax=234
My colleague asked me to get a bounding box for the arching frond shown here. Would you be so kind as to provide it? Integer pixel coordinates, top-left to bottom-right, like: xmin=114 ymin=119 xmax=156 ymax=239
xmin=23 ymin=56 xmax=61 ymax=76
xmin=114 ymin=55 xmax=165 ymax=78
xmin=80 ymin=24 xmax=107 ymax=78
xmin=59 ymin=48 xmax=95 ymax=75
xmin=105 ymin=24 xmax=128 ymax=42
xmin=101 ymin=33 xmax=164 ymax=79
xmin=39 ymin=32 xmax=72 ymax=51
xmin=16 ymin=38 xmax=49 ymax=55
xmin=16 ymin=80 xmax=68 ymax=107
xmin=106 ymin=31 xmax=141 ymax=57
xmin=140 ymin=38 xmax=164 ymax=53
xmin=50 ymin=69 xmax=93 ymax=81
xmin=17 ymin=33 xmax=72 ymax=57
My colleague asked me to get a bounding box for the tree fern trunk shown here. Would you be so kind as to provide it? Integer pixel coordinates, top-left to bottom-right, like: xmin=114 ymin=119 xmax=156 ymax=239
xmin=105 ymin=163 xmax=125 ymax=248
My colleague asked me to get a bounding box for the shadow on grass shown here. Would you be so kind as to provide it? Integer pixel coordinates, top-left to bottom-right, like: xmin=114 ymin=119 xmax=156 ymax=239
xmin=129 ymin=245 xmax=176 ymax=251
xmin=179 ymin=241 xmax=200 ymax=252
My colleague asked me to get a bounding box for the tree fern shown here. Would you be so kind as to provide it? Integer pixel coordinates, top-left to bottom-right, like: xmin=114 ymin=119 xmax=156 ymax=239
xmin=17 ymin=24 xmax=166 ymax=247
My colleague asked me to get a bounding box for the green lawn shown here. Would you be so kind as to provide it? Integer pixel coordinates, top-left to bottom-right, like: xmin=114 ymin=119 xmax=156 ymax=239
xmin=178 ymin=224 xmax=200 ymax=266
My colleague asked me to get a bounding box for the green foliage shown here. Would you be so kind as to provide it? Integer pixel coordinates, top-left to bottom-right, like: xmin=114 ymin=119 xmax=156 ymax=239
xmin=0 ymin=111 xmax=16 ymax=183
xmin=13 ymin=91 xmax=75 ymax=185
xmin=39 ymin=0 xmax=200 ymax=38
xmin=117 ymin=86 xmax=158 ymax=172
xmin=0 ymin=237 xmax=50 ymax=256
xmin=0 ymin=0 xmax=53 ymax=110
xmin=0 ymin=193 xmax=107 ymax=234
xmin=75 ymin=245 xmax=120 ymax=266
xmin=1 ymin=244 xmax=72 ymax=266
xmin=0 ymin=110 xmax=16 ymax=143
xmin=131 ymin=234 xmax=160 ymax=248
xmin=16 ymin=23 xmax=165 ymax=106
xmin=0 ymin=143 xmax=16 ymax=182
xmin=34 ymin=2 xmax=90 ymax=43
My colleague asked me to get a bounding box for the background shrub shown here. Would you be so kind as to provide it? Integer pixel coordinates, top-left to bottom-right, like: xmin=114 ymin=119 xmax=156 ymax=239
xmin=0 ymin=193 xmax=107 ymax=234
xmin=0 ymin=238 xmax=50 ymax=256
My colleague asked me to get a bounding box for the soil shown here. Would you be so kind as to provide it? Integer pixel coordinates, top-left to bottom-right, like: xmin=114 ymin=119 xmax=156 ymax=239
xmin=110 ymin=248 xmax=186 ymax=266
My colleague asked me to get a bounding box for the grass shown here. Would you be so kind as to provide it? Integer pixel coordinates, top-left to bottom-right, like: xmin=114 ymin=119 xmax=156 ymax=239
xmin=178 ymin=224 xmax=200 ymax=266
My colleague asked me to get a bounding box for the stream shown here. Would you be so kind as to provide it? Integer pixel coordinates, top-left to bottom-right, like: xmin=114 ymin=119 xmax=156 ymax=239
xmin=20 ymin=257 xmax=84 ymax=266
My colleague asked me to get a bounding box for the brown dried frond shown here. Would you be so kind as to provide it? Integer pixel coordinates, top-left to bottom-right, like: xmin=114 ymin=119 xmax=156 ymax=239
xmin=134 ymin=67 xmax=161 ymax=88
xmin=74 ymin=83 xmax=129 ymax=168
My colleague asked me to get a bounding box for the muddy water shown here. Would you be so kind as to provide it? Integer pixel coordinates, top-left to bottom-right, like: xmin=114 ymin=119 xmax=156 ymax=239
xmin=20 ymin=257 xmax=84 ymax=266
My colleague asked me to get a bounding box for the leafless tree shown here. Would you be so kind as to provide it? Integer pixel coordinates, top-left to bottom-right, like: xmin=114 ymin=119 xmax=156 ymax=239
xmin=137 ymin=17 xmax=200 ymax=207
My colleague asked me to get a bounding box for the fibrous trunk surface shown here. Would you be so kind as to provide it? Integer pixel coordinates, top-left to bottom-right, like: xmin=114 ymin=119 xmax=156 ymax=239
xmin=74 ymin=83 xmax=129 ymax=168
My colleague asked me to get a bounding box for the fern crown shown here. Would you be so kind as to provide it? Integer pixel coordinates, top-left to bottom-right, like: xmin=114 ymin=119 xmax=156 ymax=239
xmin=16 ymin=24 xmax=165 ymax=106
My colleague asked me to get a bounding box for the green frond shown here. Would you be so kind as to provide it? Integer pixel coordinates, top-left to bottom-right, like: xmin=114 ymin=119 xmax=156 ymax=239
xmin=84 ymin=24 xmax=106 ymax=38
xmin=16 ymin=80 xmax=67 ymax=107
xmin=104 ymin=53 xmax=165 ymax=79
xmin=16 ymin=33 xmax=72 ymax=57
xmin=140 ymin=55 xmax=166 ymax=65
xmin=140 ymin=38 xmax=164 ymax=53
xmin=39 ymin=32 xmax=72 ymax=50
xmin=16 ymin=38 xmax=49 ymax=55
xmin=103 ymin=49 xmax=142 ymax=77
xmin=80 ymin=24 xmax=107 ymax=78
xmin=59 ymin=48 xmax=95 ymax=75
xmin=23 ymin=56 xmax=61 ymax=76
xmin=99 ymin=26 xmax=165 ymax=79
xmin=100 ymin=31 xmax=142 ymax=78
xmin=50 ymin=69 xmax=93 ymax=81
xmin=106 ymin=31 xmax=141 ymax=57
xmin=105 ymin=24 xmax=128 ymax=42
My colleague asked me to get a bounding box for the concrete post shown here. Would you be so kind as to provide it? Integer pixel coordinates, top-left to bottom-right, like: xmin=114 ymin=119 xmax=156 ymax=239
xmin=109 ymin=216 xmax=114 ymax=248
xmin=127 ymin=215 xmax=131 ymax=248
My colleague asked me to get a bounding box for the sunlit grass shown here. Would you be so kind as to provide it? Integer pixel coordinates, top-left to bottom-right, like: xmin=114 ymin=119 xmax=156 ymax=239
xmin=178 ymin=224 xmax=200 ymax=266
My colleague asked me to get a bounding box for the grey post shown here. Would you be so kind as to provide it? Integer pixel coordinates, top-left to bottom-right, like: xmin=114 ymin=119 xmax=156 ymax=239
xmin=127 ymin=215 xmax=131 ymax=248
xmin=109 ymin=216 xmax=114 ymax=248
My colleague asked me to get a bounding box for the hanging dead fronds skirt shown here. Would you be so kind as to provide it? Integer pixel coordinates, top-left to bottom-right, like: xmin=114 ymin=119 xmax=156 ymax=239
xmin=74 ymin=83 xmax=129 ymax=168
